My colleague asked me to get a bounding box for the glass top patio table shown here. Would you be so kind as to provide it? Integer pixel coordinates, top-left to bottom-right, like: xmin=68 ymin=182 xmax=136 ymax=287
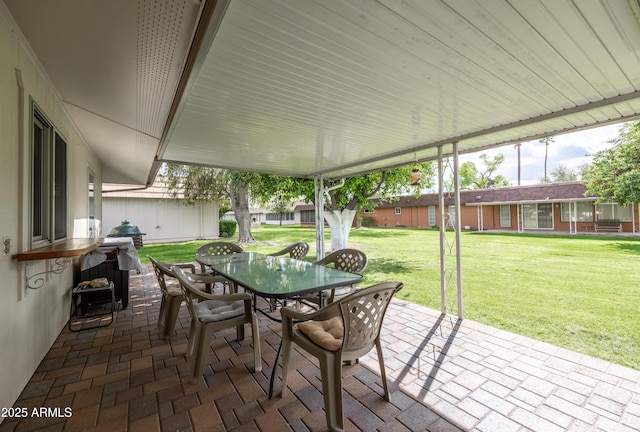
xmin=195 ymin=252 xmax=363 ymax=299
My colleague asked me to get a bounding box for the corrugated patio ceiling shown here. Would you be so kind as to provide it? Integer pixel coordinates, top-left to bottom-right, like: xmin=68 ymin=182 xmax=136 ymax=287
xmin=5 ymin=0 xmax=640 ymax=184
xmin=160 ymin=0 xmax=640 ymax=179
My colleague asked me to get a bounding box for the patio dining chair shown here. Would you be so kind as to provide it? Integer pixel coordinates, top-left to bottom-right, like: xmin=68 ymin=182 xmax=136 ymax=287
xmin=148 ymin=255 xmax=232 ymax=339
xmin=148 ymin=256 xmax=196 ymax=339
xmin=172 ymin=265 xmax=261 ymax=383
xmin=280 ymin=281 xmax=403 ymax=432
xmin=195 ymin=241 xmax=243 ymax=293
xmin=313 ymin=248 xmax=368 ymax=307
xmin=268 ymin=242 xmax=309 ymax=260
xmin=266 ymin=242 xmax=310 ymax=311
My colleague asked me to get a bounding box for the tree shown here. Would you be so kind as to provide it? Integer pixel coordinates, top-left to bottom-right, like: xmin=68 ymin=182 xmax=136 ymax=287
xmin=162 ymin=163 xmax=435 ymax=250
xmin=549 ymin=164 xmax=578 ymax=182
xmin=576 ymin=163 xmax=590 ymax=180
xmin=161 ymin=165 xmax=257 ymax=243
xmin=161 ymin=164 xmax=228 ymax=205
xmin=249 ymin=164 xmax=435 ymax=251
xmin=227 ymin=172 xmax=255 ymax=242
xmin=540 ymin=136 xmax=555 ymax=181
xmin=583 ymin=121 xmax=640 ymax=206
xmin=270 ymin=197 xmax=292 ymax=226
xmin=458 ymin=153 xmax=509 ymax=189
xmin=514 ymin=143 xmax=522 ymax=186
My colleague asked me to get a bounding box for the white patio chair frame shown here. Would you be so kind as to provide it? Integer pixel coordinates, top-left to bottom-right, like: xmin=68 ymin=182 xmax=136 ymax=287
xmin=280 ymin=281 xmax=403 ymax=432
xmin=172 ymin=265 xmax=262 ymax=383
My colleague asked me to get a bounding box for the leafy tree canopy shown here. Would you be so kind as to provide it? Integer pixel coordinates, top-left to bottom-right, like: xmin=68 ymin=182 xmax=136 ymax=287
xmin=247 ymin=162 xmax=435 ymax=212
xmin=160 ymin=162 xmax=435 ymax=246
xmin=161 ymin=164 xmax=228 ymax=205
xmin=583 ymin=121 xmax=640 ymax=206
xmin=549 ymin=164 xmax=578 ymax=183
xmin=458 ymin=153 xmax=509 ymax=189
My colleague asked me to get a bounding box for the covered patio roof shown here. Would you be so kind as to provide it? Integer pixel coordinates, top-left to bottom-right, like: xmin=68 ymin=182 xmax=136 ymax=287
xmin=4 ymin=0 xmax=640 ymax=184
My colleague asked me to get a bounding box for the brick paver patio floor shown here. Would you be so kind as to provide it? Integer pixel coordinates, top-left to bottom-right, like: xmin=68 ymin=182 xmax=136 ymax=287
xmin=1 ymin=265 xmax=639 ymax=431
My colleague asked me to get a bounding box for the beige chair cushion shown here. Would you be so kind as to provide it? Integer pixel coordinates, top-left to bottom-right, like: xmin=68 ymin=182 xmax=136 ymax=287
xmin=297 ymin=317 xmax=344 ymax=351
xmin=195 ymin=300 xmax=245 ymax=323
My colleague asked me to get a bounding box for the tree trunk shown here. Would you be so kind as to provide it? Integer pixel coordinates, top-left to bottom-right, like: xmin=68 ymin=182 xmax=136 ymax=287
xmin=544 ymin=143 xmax=548 ymax=181
xmin=229 ymin=179 xmax=255 ymax=243
xmin=323 ymin=208 xmax=357 ymax=252
xmin=516 ymin=143 xmax=521 ymax=186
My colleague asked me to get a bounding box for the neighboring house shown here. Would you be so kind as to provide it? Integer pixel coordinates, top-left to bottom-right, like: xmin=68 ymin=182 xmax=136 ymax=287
xmin=224 ymin=204 xmax=301 ymax=225
xmin=365 ymin=182 xmax=639 ymax=234
xmin=103 ymin=184 xmax=220 ymax=244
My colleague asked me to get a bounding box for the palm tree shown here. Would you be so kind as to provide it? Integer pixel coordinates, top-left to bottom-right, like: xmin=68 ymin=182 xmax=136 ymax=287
xmin=514 ymin=143 xmax=521 ymax=185
xmin=539 ymin=137 xmax=555 ymax=182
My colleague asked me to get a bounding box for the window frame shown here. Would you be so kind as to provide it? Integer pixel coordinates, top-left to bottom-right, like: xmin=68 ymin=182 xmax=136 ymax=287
xmin=522 ymin=203 xmax=553 ymax=229
xmin=300 ymin=210 xmax=315 ymax=223
xmin=447 ymin=205 xmax=456 ymax=226
xmin=595 ymin=202 xmax=632 ymax=222
xmin=499 ymin=204 xmax=511 ymax=227
xmin=427 ymin=205 xmax=436 ymax=226
xmin=560 ymin=201 xmax=593 ymax=222
xmin=394 ymin=207 xmax=402 ymax=215
xmin=31 ymin=104 xmax=68 ymax=249
xmin=266 ymin=212 xmax=294 ymax=221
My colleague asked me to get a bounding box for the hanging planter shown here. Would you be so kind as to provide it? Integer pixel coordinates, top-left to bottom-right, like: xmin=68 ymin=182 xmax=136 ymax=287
xmin=410 ymin=168 xmax=421 ymax=186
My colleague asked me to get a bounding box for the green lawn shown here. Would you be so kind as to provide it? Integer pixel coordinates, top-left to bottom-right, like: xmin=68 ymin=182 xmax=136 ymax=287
xmin=139 ymin=225 xmax=640 ymax=370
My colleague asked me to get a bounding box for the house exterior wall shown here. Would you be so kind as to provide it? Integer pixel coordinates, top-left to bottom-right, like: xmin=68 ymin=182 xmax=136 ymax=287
xmin=103 ymin=198 xmax=219 ymax=244
xmin=366 ymin=206 xmax=437 ymax=228
xmin=0 ymin=7 xmax=103 ymax=412
xmin=369 ymin=204 xmax=488 ymax=230
xmin=366 ymin=199 xmax=638 ymax=234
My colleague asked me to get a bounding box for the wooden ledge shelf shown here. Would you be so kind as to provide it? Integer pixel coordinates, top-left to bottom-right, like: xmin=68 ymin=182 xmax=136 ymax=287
xmin=17 ymin=238 xmax=103 ymax=262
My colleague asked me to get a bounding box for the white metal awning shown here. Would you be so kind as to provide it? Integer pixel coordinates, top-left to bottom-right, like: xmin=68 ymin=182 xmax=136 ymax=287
xmin=5 ymin=0 xmax=640 ymax=184
xmin=159 ymin=0 xmax=640 ymax=180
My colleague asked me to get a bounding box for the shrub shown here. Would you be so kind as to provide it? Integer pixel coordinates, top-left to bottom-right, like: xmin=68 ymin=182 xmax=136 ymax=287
xmin=361 ymin=216 xmax=374 ymax=227
xmin=219 ymin=220 xmax=237 ymax=238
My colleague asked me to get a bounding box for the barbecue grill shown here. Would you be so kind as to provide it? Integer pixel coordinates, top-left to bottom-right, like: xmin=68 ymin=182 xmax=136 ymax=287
xmin=107 ymin=220 xmax=145 ymax=249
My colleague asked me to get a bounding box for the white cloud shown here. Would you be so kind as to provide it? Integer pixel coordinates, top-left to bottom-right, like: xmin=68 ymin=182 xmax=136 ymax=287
xmin=460 ymin=123 xmax=625 ymax=185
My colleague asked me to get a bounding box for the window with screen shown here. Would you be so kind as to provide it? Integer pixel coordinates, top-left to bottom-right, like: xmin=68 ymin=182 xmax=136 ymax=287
xmin=31 ymin=106 xmax=67 ymax=247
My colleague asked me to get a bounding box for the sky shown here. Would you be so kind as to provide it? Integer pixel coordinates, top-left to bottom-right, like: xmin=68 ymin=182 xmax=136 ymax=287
xmin=458 ymin=122 xmax=626 ymax=186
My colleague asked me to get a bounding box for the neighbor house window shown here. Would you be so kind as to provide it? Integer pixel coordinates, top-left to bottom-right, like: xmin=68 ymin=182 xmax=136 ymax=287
xmin=499 ymin=205 xmax=511 ymax=227
xmin=32 ymin=107 xmax=67 ymax=247
xmin=447 ymin=205 xmax=456 ymax=226
xmin=266 ymin=212 xmax=294 ymax=221
xmin=428 ymin=205 xmax=436 ymax=226
xmin=522 ymin=203 xmax=553 ymax=229
xmin=596 ymin=203 xmax=632 ymax=221
xmin=395 ymin=207 xmax=402 ymax=215
xmin=561 ymin=201 xmax=593 ymax=222
xmin=300 ymin=210 xmax=315 ymax=223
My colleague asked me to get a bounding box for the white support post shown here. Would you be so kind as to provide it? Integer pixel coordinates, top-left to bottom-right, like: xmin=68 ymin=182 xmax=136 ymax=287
xmin=452 ymin=141 xmax=464 ymax=319
xmin=314 ymin=176 xmax=324 ymax=260
xmin=437 ymin=146 xmax=447 ymax=315
xmin=518 ymin=204 xmax=524 ymax=233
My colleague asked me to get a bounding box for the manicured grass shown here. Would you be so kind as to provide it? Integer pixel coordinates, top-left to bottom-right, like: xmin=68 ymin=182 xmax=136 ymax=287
xmin=139 ymin=225 xmax=640 ymax=370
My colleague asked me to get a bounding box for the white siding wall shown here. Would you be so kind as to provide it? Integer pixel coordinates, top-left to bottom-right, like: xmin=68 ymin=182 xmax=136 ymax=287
xmin=104 ymin=198 xmax=219 ymax=243
xmin=0 ymin=6 xmax=103 ymax=412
